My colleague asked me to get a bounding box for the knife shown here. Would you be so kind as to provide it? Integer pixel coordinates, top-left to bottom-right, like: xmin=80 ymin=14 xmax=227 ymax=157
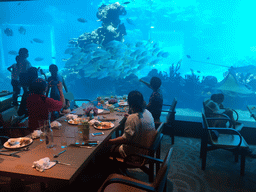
xmin=0 ymin=152 xmax=20 ymax=158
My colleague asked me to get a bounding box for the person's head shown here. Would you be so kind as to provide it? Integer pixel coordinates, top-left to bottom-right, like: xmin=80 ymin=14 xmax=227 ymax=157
xmin=49 ymin=64 xmax=58 ymax=76
xmin=18 ymin=48 xmax=29 ymax=59
xmin=128 ymin=90 xmax=145 ymax=113
xmin=27 ymin=67 xmax=39 ymax=86
xmin=29 ymin=78 xmax=47 ymax=95
xmin=211 ymin=93 xmax=224 ymax=104
xmin=150 ymin=77 xmax=161 ymax=91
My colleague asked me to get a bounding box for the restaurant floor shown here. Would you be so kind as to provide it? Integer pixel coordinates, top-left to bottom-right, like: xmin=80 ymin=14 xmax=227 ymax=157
xmin=2 ymin=135 xmax=256 ymax=192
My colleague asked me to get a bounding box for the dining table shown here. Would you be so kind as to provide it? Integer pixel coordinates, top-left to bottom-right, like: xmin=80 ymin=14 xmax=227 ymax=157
xmin=0 ymin=105 xmax=126 ymax=190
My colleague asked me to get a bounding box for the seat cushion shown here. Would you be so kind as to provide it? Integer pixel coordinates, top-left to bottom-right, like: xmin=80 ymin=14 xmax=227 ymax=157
xmin=98 ymin=173 xmax=150 ymax=192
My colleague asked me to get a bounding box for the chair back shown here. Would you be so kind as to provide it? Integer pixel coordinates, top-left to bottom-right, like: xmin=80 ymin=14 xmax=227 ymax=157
xmin=152 ymin=147 xmax=173 ymax=192
xmin=201 ymin=110 xmax=213 ymax=143
xmin=166 ymin=98 xmax=177 ymax=124
xmin=150 ymin=122 xmax=164 ymax=152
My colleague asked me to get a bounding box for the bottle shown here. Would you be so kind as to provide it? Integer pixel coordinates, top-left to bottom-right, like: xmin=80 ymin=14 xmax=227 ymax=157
xmin=45 ymin=120 xmax=54 ymax=148
xmin=89 ymin=110 xmax=94 ymax=120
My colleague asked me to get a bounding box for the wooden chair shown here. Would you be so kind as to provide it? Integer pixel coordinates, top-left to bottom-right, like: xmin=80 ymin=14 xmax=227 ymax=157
xmin=64 ymin=92 xmax=91 ymax=110
xmin=160 ymin=97 xmax=177 ymax=144
xmin=110 ymin=122 xmax=165 ymax=182
xmin=99 ymin=147 xmax=173 ymax=192
xmin=0 ymin=107 xmax=29 ymax=137
xmin=200 ymin=110 xmax=249 ymax=176
xmin=203 ymin=100 xmax=242 ymax=130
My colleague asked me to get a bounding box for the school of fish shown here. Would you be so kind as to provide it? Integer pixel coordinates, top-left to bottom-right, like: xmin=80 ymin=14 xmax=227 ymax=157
xmin=63 ymin=40 xmax=169 ymax=79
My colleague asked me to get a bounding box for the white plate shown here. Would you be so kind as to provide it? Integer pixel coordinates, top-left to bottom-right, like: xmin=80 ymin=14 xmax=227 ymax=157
xmin=68 ymin=118 xmax=83 ymax=125
xmin=118 ymin=102 xmax=128 ymax=106
xmin=98 ymin=109 xmax=104 ymax=114
xmin=4 ymin=137 xmax=33 ymax=150
xmin=94 ymin=122 xmax=114 ymax=130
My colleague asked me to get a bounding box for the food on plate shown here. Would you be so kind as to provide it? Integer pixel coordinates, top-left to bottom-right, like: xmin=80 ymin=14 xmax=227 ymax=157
xmin=95 ymin=122 xmax=113 ymax=129
xmin=19 ymin=138 xmax=31 ymax=146
xmin=68 ymin=118 xmax=87 ymax=124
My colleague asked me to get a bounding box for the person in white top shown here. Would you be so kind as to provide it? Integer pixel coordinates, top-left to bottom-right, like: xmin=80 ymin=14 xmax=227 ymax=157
xmin=107 ymin=90 xmax=157 ymax=160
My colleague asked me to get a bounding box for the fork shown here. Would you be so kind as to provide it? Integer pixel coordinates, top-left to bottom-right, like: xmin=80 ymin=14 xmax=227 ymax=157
xmin=53 ymin=160 xmax=71 ymax=166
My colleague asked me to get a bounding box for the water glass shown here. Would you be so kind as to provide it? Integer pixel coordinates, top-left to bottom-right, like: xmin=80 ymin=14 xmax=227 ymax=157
xmin=60 ymin=129 xmax=67 ymax=148
xmin=38 ymin=120 xmax=46 ymax=142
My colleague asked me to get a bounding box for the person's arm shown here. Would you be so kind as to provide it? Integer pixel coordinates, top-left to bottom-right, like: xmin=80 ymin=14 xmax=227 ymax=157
xmin=57 ymin=81 xmax=65 ymax=108
xmin=62 ymin=77 xmax=68 ymax=92
xmin=108 ymin=136 xmax=128 ymax=145
xmin=7 ymin=65 xmax=13 ymax=72
xmin=139 ymin=79 xmax=151 ymax=89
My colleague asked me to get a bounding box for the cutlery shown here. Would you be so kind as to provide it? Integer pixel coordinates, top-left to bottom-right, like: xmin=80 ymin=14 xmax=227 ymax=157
xmin=53 ymin=149 xmax=66 ymax=158
xmin=0 ymin=152 xmax=20 ymax=158
xmin=53 ymin=160 xmax=71 ymax=166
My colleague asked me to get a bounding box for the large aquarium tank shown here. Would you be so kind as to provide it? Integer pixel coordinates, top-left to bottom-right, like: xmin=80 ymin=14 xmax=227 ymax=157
xmin=1 ymin=0 xmax=256 ymax=121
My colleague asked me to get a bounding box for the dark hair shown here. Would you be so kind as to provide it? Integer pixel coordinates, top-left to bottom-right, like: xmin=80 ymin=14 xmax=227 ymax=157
xmin=211 ymin=93 xmax=224 ymax=103
xmin=18 ymin=48 xmax=28 ymax=58
xmin=29 ymin=78 xmax=47 ymax=95
xmin=128 ymin=90 xmax=145 ymax=113
xmin=49 ymin=64 xmax=58 ymax=73
xmin=27 ymin=67 xmax=39 ymax=87
xmin=150 ymin=77 xmax=161 ymax=90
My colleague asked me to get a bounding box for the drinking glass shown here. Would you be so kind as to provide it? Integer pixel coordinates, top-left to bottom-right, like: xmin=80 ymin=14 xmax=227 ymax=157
xmin=38 ymin=120 xmax=46 ymax=142
xmin=60 ymin=129 xmax=67 ymax=148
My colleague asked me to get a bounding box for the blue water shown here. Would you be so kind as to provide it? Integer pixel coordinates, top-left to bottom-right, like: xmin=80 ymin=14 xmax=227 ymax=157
xmin=1 ymin=0 xmax=256 ymax=115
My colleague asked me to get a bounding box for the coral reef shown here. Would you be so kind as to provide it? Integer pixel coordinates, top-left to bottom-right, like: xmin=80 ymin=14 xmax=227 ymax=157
xmin=77 ymin=2 xmax=127 ymax=48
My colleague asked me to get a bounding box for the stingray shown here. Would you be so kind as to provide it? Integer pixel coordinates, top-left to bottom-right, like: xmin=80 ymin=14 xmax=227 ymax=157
xmin=215 ymin=72 xmax=254 ymax=97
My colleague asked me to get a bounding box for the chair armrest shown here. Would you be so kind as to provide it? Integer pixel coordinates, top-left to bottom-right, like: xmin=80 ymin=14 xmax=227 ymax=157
xmin=208 ymin=127 xmax=243 ymax=149
xmin=125 ymin=153 xmax=164 ymax=165
xmin=74 ymin=99 xmax=91 ymax=102
xmin=206 ymin=116 xmax=234 ymax=128
xmin=100 ymin=177 xmax=155 ymax=192
xmin=163 ymin=104 xmax=172 ymax=107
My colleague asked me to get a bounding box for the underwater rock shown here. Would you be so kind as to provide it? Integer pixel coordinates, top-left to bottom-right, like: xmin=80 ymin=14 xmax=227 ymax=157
xmin=78 ymin=2 xmax=127 ymax=47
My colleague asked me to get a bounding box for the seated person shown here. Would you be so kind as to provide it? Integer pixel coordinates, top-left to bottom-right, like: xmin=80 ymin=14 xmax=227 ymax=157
xmin=107 ymin=90 xmax=157 ymax=161
xmin=17 ymin=67 xmax=40 ymax=117
xmin=204 ymin=93 xmax=241 ymax=128
xmin=139 ymin=77 xmax=163 ymax=122
xmin=26 ymin=78 xmax=65 ymax=132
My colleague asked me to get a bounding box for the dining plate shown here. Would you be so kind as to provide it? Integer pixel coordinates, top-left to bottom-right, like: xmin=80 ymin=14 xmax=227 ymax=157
xmin=68 ymin=118 xmax=82 ymax=125
xmin=118 ymin=102 xmax=128 ymax=106
xmin=94 ymin=122 xmax=114 ymax=130
xmin=4 ymin=137 xmax=33 ymax=150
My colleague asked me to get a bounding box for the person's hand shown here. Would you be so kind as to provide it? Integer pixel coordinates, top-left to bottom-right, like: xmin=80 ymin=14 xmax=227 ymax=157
xmin=57 ymin=81 xmax=63 ymax=90
xmin=124 ymin=113 xmax=129 ymax=117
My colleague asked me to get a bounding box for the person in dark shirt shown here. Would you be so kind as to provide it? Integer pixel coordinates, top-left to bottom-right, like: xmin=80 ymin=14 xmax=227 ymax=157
xmin=139 ymin=77 xmax=163 ymax=122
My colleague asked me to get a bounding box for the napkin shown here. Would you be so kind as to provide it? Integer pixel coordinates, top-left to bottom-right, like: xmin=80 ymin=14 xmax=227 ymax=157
xmin=66 ymin=114 xmax=78 ymax=120
xmin=32 ymin=157 xmax=56 ymax=172
xmin=50 ymin=121 xmax=62 ymax=128
xmin=31 ymin=130 xmax=43 ymax=139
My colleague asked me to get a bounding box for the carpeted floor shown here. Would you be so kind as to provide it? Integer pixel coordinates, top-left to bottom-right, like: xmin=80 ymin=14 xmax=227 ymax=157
xmin=159 ymin=135 xmax=256 ymax=192
xmin=1 ymin=135 xmax=256 ymax=192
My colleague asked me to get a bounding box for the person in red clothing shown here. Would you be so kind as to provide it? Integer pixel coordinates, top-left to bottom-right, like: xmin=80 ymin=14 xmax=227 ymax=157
xmin=26 ymin=78 xmax=65 ymax=132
